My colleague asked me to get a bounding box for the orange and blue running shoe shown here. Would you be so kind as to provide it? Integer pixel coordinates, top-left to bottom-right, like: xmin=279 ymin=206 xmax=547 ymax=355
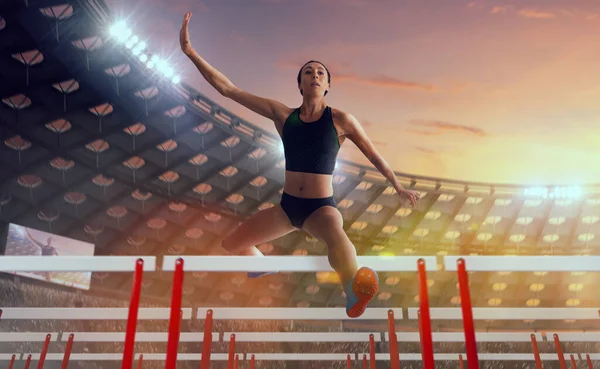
xmin=345 ymin=266 xmax=379 ymax=318
xmin=247 ymin=271 xmax=277 ymax=278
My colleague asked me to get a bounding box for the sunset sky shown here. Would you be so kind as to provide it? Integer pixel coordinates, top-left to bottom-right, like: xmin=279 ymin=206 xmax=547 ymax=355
xmin=106 ymin=0 xmax=600 ymax=186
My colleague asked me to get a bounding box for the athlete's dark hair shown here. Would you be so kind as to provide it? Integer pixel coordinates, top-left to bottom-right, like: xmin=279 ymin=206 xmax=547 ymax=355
xmin=297 ymin=60 xmax=331 ymax=96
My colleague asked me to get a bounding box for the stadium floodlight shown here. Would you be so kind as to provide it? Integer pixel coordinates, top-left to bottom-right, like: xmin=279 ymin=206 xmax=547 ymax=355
xmin=134 ymin=41 xmax=146 ymax=52
xmin=110 ymin=21 xmax=131 ymax=43
xmin=109 ymin=21 xmax=181 ymax=84
xmin=523 ymin=185 xmax=583 ymax=199
xmin=155 ymin=59 xmax=168 ymax=73
xmin=550 ymin=185 xmax=583 ymax=199
xmin=125 ymin=35 xmax=139 ymax=49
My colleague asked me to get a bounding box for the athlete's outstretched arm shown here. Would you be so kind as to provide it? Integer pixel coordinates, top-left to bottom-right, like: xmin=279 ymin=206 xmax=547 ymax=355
xmin=179 ymin=13 xmax=290 ymax=125
xmin=339 ymin=111 xmax=421 ymax=207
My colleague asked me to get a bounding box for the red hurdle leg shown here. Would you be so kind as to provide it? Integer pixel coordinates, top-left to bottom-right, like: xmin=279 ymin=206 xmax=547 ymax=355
xmin=166 ymin=258 xmax=185 ymax=369
xmin=61 ymin=333 xmax=74 ymax=369
xmin=570 ymin=354 xmax=577 ymax=369
xmin=369 ymin=334 xmax=376 ymax=369
xmin=137 ymin=354 xmax=143 ymax=369
xmin=457 ymin=258 xmax=479 ymax=369
xmin=227 ymin=334 xmax=236 ymax=369
xmin=200 ymin=309 xmax=213 ymax=369
xmin=362 ymin=354 xmax=367 ymax=369
xmin=250 ymin=354 xmax=255 ymax=369
xmin=37 ymin=333 xmax=51 ymax=369
xmin=418 ymin=310 xmax=423 ymax=352
xmin=235 ymin=354 xmax=239 ymax=369
xmin=530 ymin=334 xmax=542 ymax=369
xmin=123 ymin=258 xmax=144 ymax=369
xmin=24 ymin=354 xmax=32 ymax=369
xmin=553 ymin=334 xmax=567 ymax=369
xmin=387 ymin=309 xmax=400 ymax=369
xmin=417 ymin=259 xmax=434 ymax=369
xmin=459 ymin=354 xmax=464 ymax=369
xmin=347 ymin=354 xmax=352 ymax=369
xmin=586 ymin=354 xmax=593 ymax=369
xmin=8 ymin=354 xmax=15 ymax=369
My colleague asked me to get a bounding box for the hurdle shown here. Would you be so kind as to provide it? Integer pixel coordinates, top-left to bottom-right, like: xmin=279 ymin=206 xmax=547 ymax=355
xmin=1 ymin=255 xmax=600 ymax=368
xmin=167 ymin=256 xmax=432 ymax=368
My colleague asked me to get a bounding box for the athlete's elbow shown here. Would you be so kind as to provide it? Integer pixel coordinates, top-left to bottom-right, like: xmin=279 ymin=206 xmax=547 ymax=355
xmin=218 ymin=82 xmax=237 ymax=98
xmin=216 ymin=85 xmax=230 ymax=97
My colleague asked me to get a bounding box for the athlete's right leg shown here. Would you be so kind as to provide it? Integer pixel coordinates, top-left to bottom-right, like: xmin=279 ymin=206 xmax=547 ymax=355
xmin=221 ymin=204 xmax=297 ymax=256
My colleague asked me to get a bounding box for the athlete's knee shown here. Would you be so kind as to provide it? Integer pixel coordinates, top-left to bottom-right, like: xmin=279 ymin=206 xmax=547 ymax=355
xmin=221 ymin=234 xmax=239 ymax=253
xmin=318 ymin=217 xmax=346 ymax=244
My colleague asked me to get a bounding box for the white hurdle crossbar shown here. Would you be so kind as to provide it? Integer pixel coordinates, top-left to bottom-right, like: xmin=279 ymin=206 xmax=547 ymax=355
xmin=162 ymin=256 xmax=437 ymax=272
xmin=0 ymin=256 xmax=156 ymax=272
xmin=10 ymin=353 xmax=230 ymax=361
xmin=2 ymin=255 xmax=600 ymax=272
xmin=408 ymin=308 xmax=600 ymax=320
xmin=224 ymin=332 xmax=381 ymax=342
xmin=384 ymin=332 xmax=543 ymax=342
xmin=10 ymin=331 xmax=600 ymax=344
xmin=444 ymin=256 xmax=600 ymax=272
xmin=0 ymin=308 xmax=193 ymax=320
xmin=366 ymin=353 xmax=578 ymax=361
xmin=0 ymin=307 xmax=396 ymax=321
xmin=197 ymin=307 xmax=403 ymax=320
xmin=60 ymin=332 xmax=219 ymax=342
xmin=0 ymin=333 xmax=59 ymax=342
xmin=547 ymin=332 xmax=600 ymax=342
xmin=249 ymin=354 xmax=353 ymax=361
xmin=2 ymin=353 xmax=581 ymax=362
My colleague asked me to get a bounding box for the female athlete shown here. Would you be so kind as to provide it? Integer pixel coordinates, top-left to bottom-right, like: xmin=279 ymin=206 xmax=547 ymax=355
xmin=179 ymin=12 xmax=421 ymax=318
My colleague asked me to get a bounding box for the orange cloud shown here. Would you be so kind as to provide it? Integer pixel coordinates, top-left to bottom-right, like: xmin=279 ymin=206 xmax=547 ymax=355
xmin=518 ymin=9 xmax=556 ymax=19
xmin=275 ymin=59 xmax=433 ymax=91
xmin=488 ymin=4 xmax=557 ymax=19
xmin=415 ymin=147 xmax=437 ymax=154
xmin=335 ymin=73 xmax=436 ymax=91
xmin=490 ymin=6 xmax=511 ymax=14
xmin=408 ymin=120 xmax=486 ymax=137
xmin=404 ymin=128 xmax=443 ymax=136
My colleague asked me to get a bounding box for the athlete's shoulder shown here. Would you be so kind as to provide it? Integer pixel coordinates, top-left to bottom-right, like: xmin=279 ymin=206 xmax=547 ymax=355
xmin=330 ymin=107 xmax=359 ymax=127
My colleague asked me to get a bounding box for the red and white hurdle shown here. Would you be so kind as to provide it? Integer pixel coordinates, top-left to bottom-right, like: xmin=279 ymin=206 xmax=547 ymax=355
xmin=1 ymin=255 xmax=599 ymax=368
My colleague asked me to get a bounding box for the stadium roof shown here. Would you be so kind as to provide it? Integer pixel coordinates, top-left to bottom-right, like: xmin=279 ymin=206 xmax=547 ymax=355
xmin=1 ymin=0 xmax=600 ymax=332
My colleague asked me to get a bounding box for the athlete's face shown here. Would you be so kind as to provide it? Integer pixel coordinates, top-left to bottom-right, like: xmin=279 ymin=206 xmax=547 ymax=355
xmin=299 ymin=62 xmax=330 ymax=97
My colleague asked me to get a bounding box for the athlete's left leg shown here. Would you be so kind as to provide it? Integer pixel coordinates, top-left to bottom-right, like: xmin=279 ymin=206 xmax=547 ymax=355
xmin=302 ymin=206 xmax=379 ymax=318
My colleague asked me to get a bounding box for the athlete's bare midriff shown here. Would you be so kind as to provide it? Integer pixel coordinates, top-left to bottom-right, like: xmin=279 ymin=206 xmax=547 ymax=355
xmin=283 ymin=171 xmax=334 ymax=198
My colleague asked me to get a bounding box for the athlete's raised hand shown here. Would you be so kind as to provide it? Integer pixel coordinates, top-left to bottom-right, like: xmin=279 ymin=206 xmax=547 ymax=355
xmin=398 ymin=188 xmax=421 ymax=208
xmin=180 ymin=12 xmax=193 ymax=56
